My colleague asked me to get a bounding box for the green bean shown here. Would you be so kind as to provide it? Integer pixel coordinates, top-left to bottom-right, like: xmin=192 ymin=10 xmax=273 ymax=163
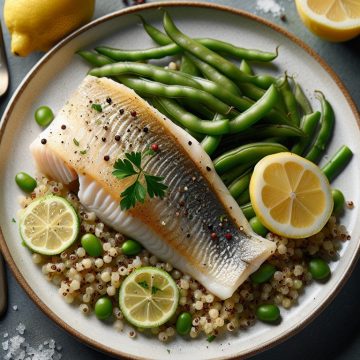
xmin=225 ymin=124 xmax=304 ymax=144
xmin=308 ymin=258 xmax=330 ymax=280
xmin=256 ymin=304 xmax=280 ymax=322
xmin=332 ymin=189 xmax=345 ymax=215
xmin=249 ymin=217 xmax=269 ymax=238
xmin=228 ymin=170 xmax=252 ymax=198
xmin=163 ymin=12 xmax=275 ymax=89
xmin=294 ymin=82 xmax=313 ymax=115
xmin=140 ymin=17 xmax=278 ymax=61
xmin=81 ymin=234 xmax=103 ymax=257
xmin=305 ymin=91 xmax=335 ymax=163
xmin=181 ymin=99 xmax=214 ymax=119
xmin=214 ymin=142 xmax=288 ymax=174
xmin=187 ymin=53 xmax=241 ymax=95
xmin=180 ymin=54 xmax=201 ymax=76
xmin=220 ymin=163 xmax=254 ymax=185
xmin=116 ymin=77 xmax=232 ymax=116
xmin=15 ymin=172 xmax=37 ymax=193
xmin=250 ymin=262 xmax=275 ymax=282
xmin=201 ymin=114 xmax=224 ymax=155
xmin=229 ymin=85 xmax=279 ymax=133
xmin=236 ymin=188 xmax=250 ymax=206
xmin=89 ymin=62 xmax=203 ymax=89
xmin=240 ymin=60 xmax=254 ymax=75
xmin=176 ymin=312 xmax=192 ymax=335
xmin=77 ymin=50 xmax=114 ymax=67
xmin=95 ymin=297 xmax=113 ymax=320
xmin=139 ymin=15 xmax=172 ymax=45
xmin=276 ymin=75 xmax=301 ymax=126
xmin=122 ymin=239 xmax=143 ymax=256
xmin=152 ymin=97 xmax=229 ymax=135
xmin=241 ymin=202 xmax=256 ymax=220
xmin=321 ymin=145 xmax=353 ymax=182
xmin=291 ymin=111 xmax=321 ymax=155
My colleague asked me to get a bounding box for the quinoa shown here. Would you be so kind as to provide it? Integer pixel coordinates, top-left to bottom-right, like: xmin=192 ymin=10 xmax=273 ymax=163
xmin=20 ymin=175 xmax=350 ymax=342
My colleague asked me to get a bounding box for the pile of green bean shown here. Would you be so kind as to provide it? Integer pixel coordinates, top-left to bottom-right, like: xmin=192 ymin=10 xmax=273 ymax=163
xmin=77 ymin=12 xmax=353 ymax=229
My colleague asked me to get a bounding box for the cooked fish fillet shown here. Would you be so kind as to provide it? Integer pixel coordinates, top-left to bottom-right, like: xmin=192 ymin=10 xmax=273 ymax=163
xmin=30 ymin=76 xmax=276 ymax=299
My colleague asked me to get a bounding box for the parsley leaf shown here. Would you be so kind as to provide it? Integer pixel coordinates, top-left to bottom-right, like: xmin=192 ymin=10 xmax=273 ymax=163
xmin=138 ymin=281 xmax=149 ymax=289
xmin=151 ymin=286 xmax=161 ymax=295
xmin=73 ymin=138 xmax=80 ymax=146
xmin=113 ymin=150 xmax=168 ymax=210
xmin=145 ymin=174 xmax=168 ymax=199
xmin=91 ymin=103 xmax=102 ymax=112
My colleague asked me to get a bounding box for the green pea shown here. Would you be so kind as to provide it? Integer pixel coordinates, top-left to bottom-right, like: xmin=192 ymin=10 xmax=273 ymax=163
xmin=15 ymin=172 xmax=37 ymax=193
xmin=249 ymin=216 xmax=268 ymax=237
xmin=121 ymin=239 xmax=142 ymax=256
xmin=308 ymin=258 xmax=330 ymax=280
xmin=95 ymin=297 xmax=113 ymax=320
xmin=256 ymin=304 xmax=280 ymax=322
xmin=35 ymin=106 xmax=54 ymax=127
xmin=81 ymin=233 xmax=103 ymax=257
xmin=250 ymin=263 xmax=276 ymax=284
xmin=176 ymin=312 xmax=192 ymax=335
xmin=332 ymin=189 xmax=345 ymax=216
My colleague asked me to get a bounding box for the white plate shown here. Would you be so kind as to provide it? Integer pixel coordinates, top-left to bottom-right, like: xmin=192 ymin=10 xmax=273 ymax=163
xmin=1 ymin=2 xmax=359 ymax=359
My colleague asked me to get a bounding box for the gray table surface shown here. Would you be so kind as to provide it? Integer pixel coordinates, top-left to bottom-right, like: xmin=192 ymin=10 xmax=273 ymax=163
xmin=0 ymin=1 xmax=359 ymax=359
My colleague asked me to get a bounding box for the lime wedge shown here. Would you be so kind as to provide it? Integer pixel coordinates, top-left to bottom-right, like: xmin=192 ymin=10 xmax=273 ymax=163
xmin=19 ymin=195 xmax=79 ymax=255
xmin=119 ymin=267 xmax=179 ymax=328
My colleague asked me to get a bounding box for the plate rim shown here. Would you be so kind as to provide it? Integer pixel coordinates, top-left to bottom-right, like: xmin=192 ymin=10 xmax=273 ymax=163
xmin=0 ymin=1 xmax=359 ymax=359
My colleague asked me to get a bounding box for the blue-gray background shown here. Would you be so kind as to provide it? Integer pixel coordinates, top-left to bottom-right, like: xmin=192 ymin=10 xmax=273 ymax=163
xmin=0 ymin=1 xmax=359 ymax=359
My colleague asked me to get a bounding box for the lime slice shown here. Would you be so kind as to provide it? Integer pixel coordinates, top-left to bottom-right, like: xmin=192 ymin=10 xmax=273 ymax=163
xmin=119 ymin=267 xmax=179 ymax=328
xmin=19 ymin=195 xmax=79 ymax=255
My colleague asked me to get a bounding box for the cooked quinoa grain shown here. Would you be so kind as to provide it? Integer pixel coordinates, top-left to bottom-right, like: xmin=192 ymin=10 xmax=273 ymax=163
xmin=22 ymin=176 xmax=350 ymax=341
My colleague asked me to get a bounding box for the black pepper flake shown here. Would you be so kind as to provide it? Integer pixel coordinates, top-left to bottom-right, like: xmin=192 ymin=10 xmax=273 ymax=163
xmin=41 ymin=138 xmax=47 ymax=145
xmin=186 ymin=233 xmax=190 ymax=238
xmin=206 ymin=166 xmax=211 ymax=172
xmin=143 ymin=127 xmax=149 ymax=133
xmin=119 ymin=109 xmax=124 ymax=115
xmin=103 ymin=125 xmax=108 ymax=131
xmin=130 ymin=110 xmax=137 ymax=117
xmin=106 ymin=97 xmax=112 ymax=104
xmin=115 ymin=135 xmax=121 ymax=141
xmin=188 ymin=141 xmax=192 ymax=146
xmin=61 ymin=125 xmax=66 ymax=130
xmin=104 ymin=155 xmax=110 ymax=161
xmin=280 ymin=14 xmax=287 ymax=22
xmin=102 ymin=137 xmax=106 ymax=142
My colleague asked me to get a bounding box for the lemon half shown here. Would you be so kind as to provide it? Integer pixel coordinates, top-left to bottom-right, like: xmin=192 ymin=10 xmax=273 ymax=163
xmin=249 ymin=152 xmax=333 ymax=239
xmin=295 ymin=0 xmax=360 ymax=42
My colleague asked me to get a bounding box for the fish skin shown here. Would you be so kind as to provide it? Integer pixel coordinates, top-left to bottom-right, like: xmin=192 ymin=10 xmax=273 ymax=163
xmin=30 ymin=76 xmax=276 ymax=299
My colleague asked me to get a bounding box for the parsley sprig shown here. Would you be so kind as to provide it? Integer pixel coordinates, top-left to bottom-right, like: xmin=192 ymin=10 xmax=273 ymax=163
xmin=112 ymin=149 xmax=168 ymax=210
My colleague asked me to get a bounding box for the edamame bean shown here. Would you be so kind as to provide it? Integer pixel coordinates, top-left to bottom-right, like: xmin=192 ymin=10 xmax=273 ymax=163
xmin=15 ymin=172 xmax=37 ymax=193
xmin=95 ymin=297 xmax=113 ymax=320
xmin=122 ymin=239 xmax=143 ymax=256
xmin=176 ymin=312 xmax=192 ymax=335
xmin=81 ymin=233 xmax=103 ymax=257
xmin=256 ymin=304 xmax=280 ymax=322
xmin=249 ymin=217 xmax=268 ymax=237
xmin=332 ymin=189 xmax=345 ymax=216
xmin=250 ymin=263 xmax=276 ymax=284
xmin=35 ymin=106 xmax=54 ymax=127
xmin=308 ymin=258 xmax=330 ymax=280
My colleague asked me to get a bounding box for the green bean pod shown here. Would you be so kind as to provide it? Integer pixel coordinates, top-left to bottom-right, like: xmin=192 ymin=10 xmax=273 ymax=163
xmin=163 ymin=12 xmax=275 ymax=89
xmin=77 ymin=50 xmax=114 ymax=67
xmin=276 ymin=75 xmax=301 ymax=126
xmin=116 ymin=76 xmax=232 ymax=116
xmin=220 ymin=163 xmax=254 ymax=185
xmin=321 ymin=145 xmax=353 ymax=182
xmin=229 ymin=85 xmax=279 ymax=133
xmin=228 ymin=170 xmax=252 ymax=198
xmin=139 ymin=15 xmax=172 ymax=45
xmin=180 ymin=55 xmax=201 ymax=76
xmin=89 ymin=62 xmax=203 ymax=89
xmin=213 ymin=142 xmax=288 ymax=174
xmin=240 ymin=60 xmax=254 ymax=75
xmin=187 ymin=53 xmax=241 ymax=95
xmin=240 ymin=202 xmax=256 ymax=220
xmin=201 ymin=113 xmax=224 ymax=155
xmin=294 ymin=82 xmax=313 ymax=115
xmin=291 ymin=111 xmax=321 ymax=155
xmin=152 ymin=97 xmax=229 ymax=135
xmin=236 ymin=188 xmax=250 ymax=206
xmin=305 ymin=91 xmax=335 ymax=163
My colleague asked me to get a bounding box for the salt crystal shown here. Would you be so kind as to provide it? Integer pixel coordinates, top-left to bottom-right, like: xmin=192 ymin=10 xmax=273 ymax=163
xmin=256 ymin=0 xmax=284 ymax=17
xmin=2 ymin=340 xmax=9 ymax=350
xmin=13 ymin=305 xmax=18 ymax=311
xmin=49 ymin=339 xmax=56 ymax=349
xmin=16 ymin=323 xmax=26 ymax=335
xmin=3 ymin=332 xmax=8 ymax=338
xmin=56 ymin=345 xmax=62 ymax=351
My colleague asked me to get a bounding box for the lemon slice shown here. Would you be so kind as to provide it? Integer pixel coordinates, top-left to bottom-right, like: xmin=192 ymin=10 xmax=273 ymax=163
xmin=19 ymin=195 xmax=79 ymax=255
xmin=295 ymin=0 xmax=360 ymax=41
xmin=249 ymin=152 xmax=333 ymax=238
xmin=119 ymin=267 xmax=179 ymax=328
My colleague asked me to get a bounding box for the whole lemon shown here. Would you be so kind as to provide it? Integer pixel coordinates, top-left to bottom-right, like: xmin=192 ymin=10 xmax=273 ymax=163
xmin=4 ymin=0 xmax=95 ymax=56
